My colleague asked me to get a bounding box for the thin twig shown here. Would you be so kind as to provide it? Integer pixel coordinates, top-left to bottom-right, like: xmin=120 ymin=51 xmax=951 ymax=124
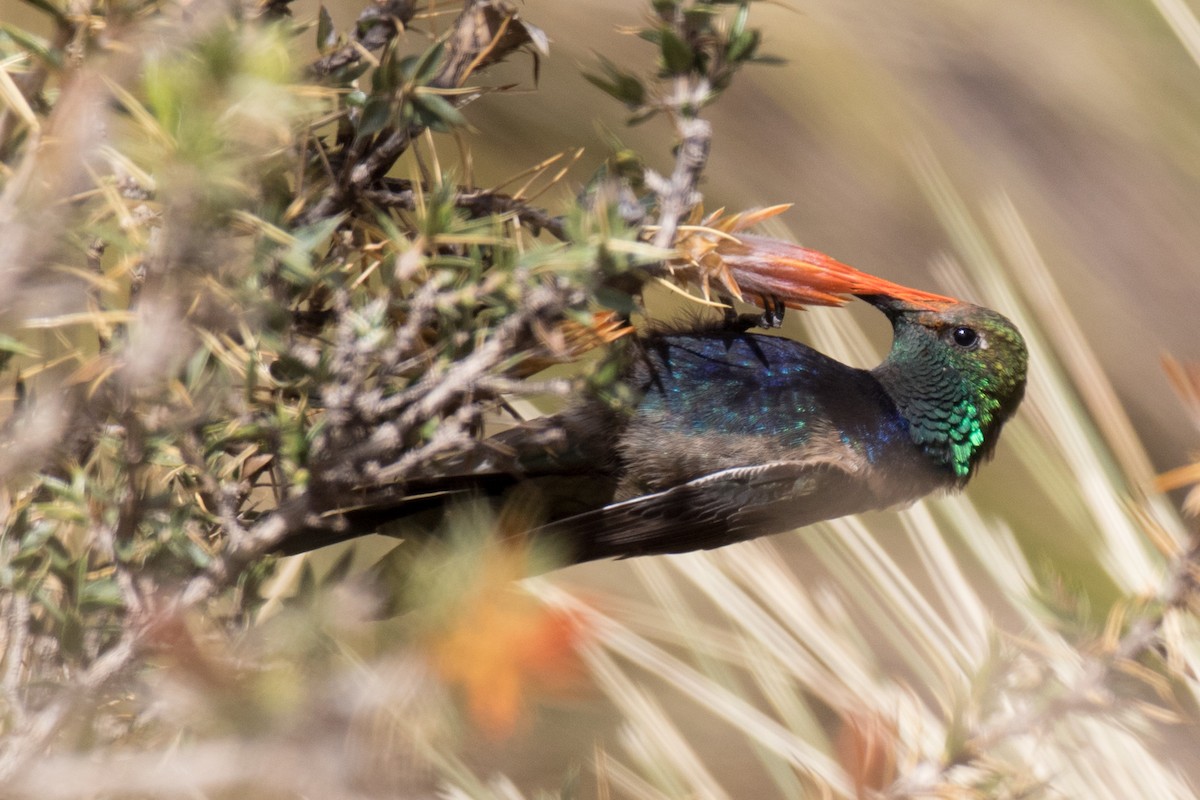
xmin=2 ymin=594 xmax=30 ymax=728
xmin=0 ymin=633 xmax=138 ymax=783
xmin=298 ymin=0 xmax=538 ymax=228
xmin=306 ymin=0 xmax=419 ymax=80
xmin=648 ymin=90 xmax=711 ymax=249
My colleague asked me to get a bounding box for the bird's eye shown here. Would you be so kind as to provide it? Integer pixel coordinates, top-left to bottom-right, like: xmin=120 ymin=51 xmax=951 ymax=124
xmin=952 ymin=326 xmax=979 ymax=348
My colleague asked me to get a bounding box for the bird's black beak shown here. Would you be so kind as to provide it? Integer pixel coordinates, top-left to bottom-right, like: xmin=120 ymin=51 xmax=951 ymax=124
xmin=856 ymin=294 xmax=925 ymax=319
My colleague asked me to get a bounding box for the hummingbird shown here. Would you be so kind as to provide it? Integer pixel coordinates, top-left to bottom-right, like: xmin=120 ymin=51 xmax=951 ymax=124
xmin=279 ymin=293 xmax=1029 ymax=565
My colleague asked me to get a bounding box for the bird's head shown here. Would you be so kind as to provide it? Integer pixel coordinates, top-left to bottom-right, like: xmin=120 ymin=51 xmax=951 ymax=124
xmin=859 ymin=294 xmax=1029 ymax=482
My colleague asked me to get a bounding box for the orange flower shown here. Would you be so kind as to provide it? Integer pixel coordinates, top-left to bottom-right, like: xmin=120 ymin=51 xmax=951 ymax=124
xmin=425 ymin=544 xmax=587 ymax=738
xmin=667 ymin=205 xmax=955 ymax=311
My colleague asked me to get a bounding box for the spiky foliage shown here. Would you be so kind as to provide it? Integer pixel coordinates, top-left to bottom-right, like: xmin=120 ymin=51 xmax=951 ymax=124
xmin=0 ymin=0 xmax=769 ymax=791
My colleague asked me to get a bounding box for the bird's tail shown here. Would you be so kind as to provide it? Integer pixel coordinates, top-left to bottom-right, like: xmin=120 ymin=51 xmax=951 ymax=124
xmin=273 ymin=470 xmax=525 ymax=556
xmin=273 ymin=403 xmax=626 ymax=559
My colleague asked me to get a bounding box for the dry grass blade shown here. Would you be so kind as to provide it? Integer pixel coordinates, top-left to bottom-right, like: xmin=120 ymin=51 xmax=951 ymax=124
xmin=531 ymin=581 xmax=855 ymax=796
xmin=0 ymin=65 xmax=38 ymax=132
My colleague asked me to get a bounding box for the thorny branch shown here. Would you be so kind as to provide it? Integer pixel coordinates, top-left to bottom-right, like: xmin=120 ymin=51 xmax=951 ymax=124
xmin=297 ymin=0 xmax=546 ymax=227
xmin=0 ymin=633 xmax=138 ymax=782
xmin=0 ymin=0 xmax=779 ymax=790
xmin=0 ymin=0 xmax=566 ymax=780
xmin=647 ymin=102 xmax=711 ymax=250
xmin=306 ymin=0 xmax=419 ymax=80
xmin=364 ymin=180 xmax=567 ymax=239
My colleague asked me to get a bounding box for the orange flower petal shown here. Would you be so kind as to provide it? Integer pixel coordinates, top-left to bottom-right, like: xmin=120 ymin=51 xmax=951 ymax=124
xmin=722 ymin=234 xmax=956 ymax=310
xmin=425 ymin=544 xmax=589 ymax=738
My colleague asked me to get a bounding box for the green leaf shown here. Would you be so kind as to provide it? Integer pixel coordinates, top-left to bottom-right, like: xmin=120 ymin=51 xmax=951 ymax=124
xmin=330 ymin=60 xmax=371 ymax=85
xmin=17 ymin=521 xmax=55 ymax=558
xmin=683 ymin=8 xmax=718 ymax=29
xmin=43 ymin=535 xmax=72 ymax=571
xmin=730 ymin=3 xmax=749 ymax=39
xmin=383 ymin=53 xmax=415 ymax=91
xmin=583 ymin=57 xmax=646 ymax=108
xmin=371 ymin=40 xmax=403 ymax=92
xmin=0 ymin=333 xmax=36 ymax=357
xmin=80 ymin=579 xmax=125 ymax=611
xmin=751 ymin=53 xmax=786 ymax=66
xmin=316 ymin=5 xmax=336 ymax=53
xmin=357 ymin=95 xmax=392 ymax=137
xmin=595 ymin=285 xmax=638 ymax=315
xmin=726 ymin=29 xmax=759 ymax=63
xmin=411 ymin=91 xmax=466 ymax=129
xmin=0 ymin=23 xmax=62 ymax=68
xmin=280 ymin=213 xmax=344 ymax=287
xmin=409 ymin=41 xmax=446 ymax=84
xmin=627 ymin=107 xmax=659 ymax=126
xmin=34 ymin=586 xmax=66 ymax=624
xmin=660 ymin=28 xmax=694 ymax=74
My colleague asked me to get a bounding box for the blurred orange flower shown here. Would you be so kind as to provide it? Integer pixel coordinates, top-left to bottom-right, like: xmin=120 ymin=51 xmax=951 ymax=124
xmin=424 ymin=543 xmax=588 ymax=739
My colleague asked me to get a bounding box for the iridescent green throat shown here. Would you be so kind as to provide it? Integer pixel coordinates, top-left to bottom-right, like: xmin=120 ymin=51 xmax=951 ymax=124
xmin=874 ymin=326 xmax=1016 ymax=480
